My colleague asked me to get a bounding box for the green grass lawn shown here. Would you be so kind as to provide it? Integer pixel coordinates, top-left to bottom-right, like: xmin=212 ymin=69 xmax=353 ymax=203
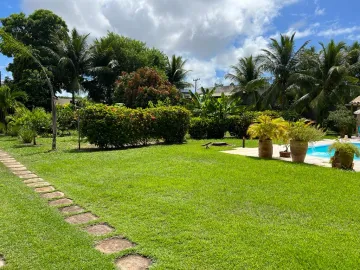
xmin=0 ymin=135 xmax=360 ymax=269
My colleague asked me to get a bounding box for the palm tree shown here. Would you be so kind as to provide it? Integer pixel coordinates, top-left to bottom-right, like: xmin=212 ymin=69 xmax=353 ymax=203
xmin=259 ymin=33 xmax=309 ymax=109
xmin=166 ymin=55 xmax=192 ymax=90
xmin=0 ymin=29 xmax=58 ymax=150
xmin=292 ymin=40 xmax=360 ymax=122
xmin=57 ymin=28 xmax=91 ymax=104
xmin=0 ymin=85 xmax=26 ymax=133
xmin=225 ymin=55 xmax=267 ymax=108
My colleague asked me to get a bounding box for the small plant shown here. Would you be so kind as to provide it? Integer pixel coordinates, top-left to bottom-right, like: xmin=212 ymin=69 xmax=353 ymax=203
xmin=247 ymin=115 xmax=288 ymax=141
xmin=329 ymin=141 xmax=360 ymax=170
xmin=289 ymin=119 xmax=325 ymax=142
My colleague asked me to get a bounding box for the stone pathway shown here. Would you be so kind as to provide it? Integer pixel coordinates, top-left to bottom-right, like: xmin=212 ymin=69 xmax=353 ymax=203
xmin=0 ymin=150 xmax=152 ymax=270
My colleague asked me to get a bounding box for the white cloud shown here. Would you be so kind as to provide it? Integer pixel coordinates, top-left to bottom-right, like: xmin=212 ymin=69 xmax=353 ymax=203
xmin=22 ymin=0 xmax=298 ymax=85
xmin=318 ymin=26 xmax=360 ymax=37
xmin=314 ymin=0 xmax=325 ymax=16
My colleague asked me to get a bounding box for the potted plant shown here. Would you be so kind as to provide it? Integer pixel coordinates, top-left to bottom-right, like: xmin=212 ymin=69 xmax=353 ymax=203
xmin=288 ymin=119 xmax=325 ymax=163
xmin=247 ymin=115 xmax=287 ymax=159
xmin=329 ymin=141 xmax=360 ymax=170
xmin=279 ymin=122 xmax=291 ymax=158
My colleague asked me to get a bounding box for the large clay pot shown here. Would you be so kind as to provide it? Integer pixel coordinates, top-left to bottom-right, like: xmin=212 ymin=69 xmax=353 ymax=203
xmin=339 ymin=151 xmax=354 ymax=170
xmin=258 ymin=139 xmax=273 ymax=158
xmin=290 ymin=140 xmax=308 ymax=163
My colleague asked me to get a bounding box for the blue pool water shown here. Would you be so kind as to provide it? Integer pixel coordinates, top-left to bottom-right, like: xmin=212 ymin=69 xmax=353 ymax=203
xmin=307 ymin=142 xmax=360 ymax=160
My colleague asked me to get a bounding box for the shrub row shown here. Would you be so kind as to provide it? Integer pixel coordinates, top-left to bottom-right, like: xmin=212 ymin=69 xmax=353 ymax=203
xmin=189 ymin=110 xmax=302 ymax=140
xmin=80 ymin=105 xmax=190 ymax=148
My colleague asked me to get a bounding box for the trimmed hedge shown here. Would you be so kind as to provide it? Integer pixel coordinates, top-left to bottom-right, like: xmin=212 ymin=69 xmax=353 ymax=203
xmin=80 ymin=105 xmax=190 ymax=148
xmin=227 ymin=112 xmax=257 ymax=138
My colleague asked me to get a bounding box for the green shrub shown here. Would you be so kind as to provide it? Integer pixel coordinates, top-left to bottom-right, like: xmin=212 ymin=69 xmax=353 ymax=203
xmin=151 ymin=106 xmax=191 ymax=144
xmin=326 ymin=106 xmax=356 ymax=137
xmin=189 ymin=117 xmax=209 ymax=139
xmin=57 ymin=104 xmax=76 ymax=135
xmin=280 ymin=110 xmax=302 ymax=122
xmin=260 ymin=110 xmax=281 ymax=119
xmin=19 ymin=127 xmax=35 ymax=144
xmin=227 ymin=112 xmax=257 ymax=138
xmin=80 ymin=105 xmax=190 ymax=148
xmin=207 ymin=118 xmax=226 ymax=139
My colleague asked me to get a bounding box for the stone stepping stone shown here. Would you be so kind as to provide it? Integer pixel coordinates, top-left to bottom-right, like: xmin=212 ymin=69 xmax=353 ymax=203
xmin=35 ymin=186 xmax=55 ymax=193
xmin=115 ymin=255 xmax=152 ymax=270
xmin=0 ymin=255 xmax=5 ymax=268
xmin=95 ymin=237 xmax=135 ymax=254
xmin=85 ymin=223 xmax=114 ymax=236
xmin=65 ymin=212 xmax=97 ymax=225
xmin=19 ymin=174 xmax=38 ymax=179
xmin=4 ymin=164 xmax=24 ymax=168
xmin=59 ymin=205 xmax=84 ymax=215
xmin=49 ymin=198 xmax=73 ymax=206
xmin=13 ymin=170 xmax=33 ymax=175
xmin=41 ymin=191 xmax=64 ymax=199
xmin=23 ymin=178 xmax=44 ymax=184
xmin=27 ymin=182 xmax=50 ymax=188
xmin=1 ymin=158 xmax=16 ymax=162
xmin=10 ymin=166 xmax=28 ymax=171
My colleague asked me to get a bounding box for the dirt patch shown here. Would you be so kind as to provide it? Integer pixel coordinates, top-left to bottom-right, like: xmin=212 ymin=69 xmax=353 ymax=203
xmin=41 ymin=191 xmax=64 ymax=199
xmin=65 ymin=212 xmax=97 ymax=224
xmin=95 ymin=237 xmax=135 ymax=254
xmin=85 ymin=223 xmax=114 ymax=236
xmin=35 ymin=186 xmax=55 ymax=193
xmin=48 ymin=198 xmax=73 ymax=206
xmin=59 ymin=205 xmax=84 ymax=214
xmin=115 ymin=255 xmax=152 ymax=270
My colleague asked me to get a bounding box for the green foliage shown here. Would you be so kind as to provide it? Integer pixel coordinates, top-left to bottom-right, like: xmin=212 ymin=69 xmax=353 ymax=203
xmin=227 ymin=111 xmax=258 ymax=138
xmin=166 ymin=55 xmax=192 ymax=90
xmin=56 ymin=104 xmax=76 ymax=135
xmin=247 ymin=115 xmax=288 ymax=141
xmin=259 ymin=110 xmax=281 ymax=119
xmin=280 ymin=110 xmax=302 ymax=122
xmin=329 ymin=141 xmax=360 ymax=157
xmin=207 ymin=118 xmax=227 ymax=139
xmin=80 ymin=105 xmax=190 ymax=148
xmin=326 ymin=105 xmax=356 ymax=137
xmin=189 ymin=117 xmax=209 ymax=139
xmin=114 ymin=67 xmax=180 ymax=108
xmin=289 ymin=119 xmax=325 ymax=142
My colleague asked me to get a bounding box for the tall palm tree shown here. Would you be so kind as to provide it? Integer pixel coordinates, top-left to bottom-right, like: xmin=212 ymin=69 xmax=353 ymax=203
xmin=57 ymin=28 xmax=91 ymax=104
xmin=166 ymin=55 xmax=192 ymax=90
xmin=225 ymin=55 xmax=267 ymax=108
xmin=292 ymin=40 xmax=360 ymax=122
xmin=259 ymin=33 xmax=309 ymax=109
xmin=0 ymin=85 xmax=26 ymax=133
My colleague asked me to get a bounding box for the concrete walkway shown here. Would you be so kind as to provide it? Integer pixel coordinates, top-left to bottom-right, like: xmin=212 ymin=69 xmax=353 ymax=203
xmin=223 ymin=139 xmax=360 ymax=172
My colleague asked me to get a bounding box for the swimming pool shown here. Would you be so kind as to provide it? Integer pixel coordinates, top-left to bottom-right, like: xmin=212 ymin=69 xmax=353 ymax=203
xmin=307 ymin=142 xmax=360 ymax=160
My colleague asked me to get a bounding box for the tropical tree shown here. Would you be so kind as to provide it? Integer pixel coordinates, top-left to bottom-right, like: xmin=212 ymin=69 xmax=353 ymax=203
xmin=225 ymin=55 xmax=267 ymax=108
xmin=0 ymin=28 xmax=58 ymax=150
xmin=188 ymin=87 xmax=216 ymax=117
xmin=259 ymin=33 xmax=309 ymax=109
xmin=166 ymin=55 xmax=192 ymax=90
xmin=54 ymin=28 xmax=91 ymax=104
xmin=292 ymin=40 xmax=360 ymax=122
xmin=0 ymin=85 xmax=26 ymax=132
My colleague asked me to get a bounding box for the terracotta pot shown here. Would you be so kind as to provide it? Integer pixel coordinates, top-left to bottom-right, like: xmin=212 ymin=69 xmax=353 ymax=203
xmin=279 ymin=151 xmax=291 ymax=158
xmin=258 ymin=139 xmax=273 ymax=158
xmin=290 ymin=140 xmax=308 ymax=163
xmin=339 ymin=151 xmax=354 ymax=170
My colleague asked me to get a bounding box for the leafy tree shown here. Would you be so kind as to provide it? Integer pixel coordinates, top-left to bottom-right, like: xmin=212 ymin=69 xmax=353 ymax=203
xmin=327 ymin=105 xmax=356 ymax=137
xmin=87 ymin=33 xmax=168 ymax=104
xmin=114 ymin=67 xmax=180 ymax=108
xmin=54 ymin=28 xmax=91 ymax=104
xmin=225 ymin=55 xmax=267 ymax=109
xmin=292 ymin=40 xmax=360 ymax=122
xmin=0 ymin=85 xmax=27 ymax=133
xmin=259 ymin=33 xmax=309 ymax=109
xmin=166 ymin=55 xmax=192 ymax=90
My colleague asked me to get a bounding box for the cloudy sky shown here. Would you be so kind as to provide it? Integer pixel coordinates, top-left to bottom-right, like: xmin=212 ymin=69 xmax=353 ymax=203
xmin=1 ymin=0 xmax=360 ymax=89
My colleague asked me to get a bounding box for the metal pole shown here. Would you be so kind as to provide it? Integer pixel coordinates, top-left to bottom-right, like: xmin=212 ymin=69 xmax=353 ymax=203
xmin=193 ymin=78 xmax=200 ymax=93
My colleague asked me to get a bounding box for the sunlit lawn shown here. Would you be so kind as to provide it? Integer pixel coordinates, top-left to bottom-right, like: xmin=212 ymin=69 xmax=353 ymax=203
xmin=0 ymin=135 xmax=359 ymax=269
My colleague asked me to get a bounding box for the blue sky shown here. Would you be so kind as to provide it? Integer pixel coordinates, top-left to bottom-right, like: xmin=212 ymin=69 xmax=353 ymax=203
xmin=1 ymin=0 xmax=360 ymax=87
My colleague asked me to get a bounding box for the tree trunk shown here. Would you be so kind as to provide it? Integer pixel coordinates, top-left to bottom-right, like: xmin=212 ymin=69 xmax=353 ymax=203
xmin=33 ymin=136 xmax=36 ymax=145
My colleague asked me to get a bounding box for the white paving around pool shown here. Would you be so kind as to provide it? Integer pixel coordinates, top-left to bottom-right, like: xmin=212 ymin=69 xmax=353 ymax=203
xmin=222 ymin=139 xmax=360 ymax=172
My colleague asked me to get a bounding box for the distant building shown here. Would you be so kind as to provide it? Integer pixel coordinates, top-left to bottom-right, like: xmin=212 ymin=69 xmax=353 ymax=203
xmin=55 ymin=97 xmax=72 ymax=106
xmin=212 ymin=85 xmax=236 ymax=98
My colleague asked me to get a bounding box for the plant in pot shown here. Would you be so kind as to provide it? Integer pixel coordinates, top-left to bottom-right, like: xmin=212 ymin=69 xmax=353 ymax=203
xmin=278 ymin=122 xmax=291 ymax=158
xmin=329 ymin=141 xmax=360 ymax=170
xmin=288 ymin=119 xmax=325 ymax=163
xmin=247 ymin=115 xmax=288 ymax=159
